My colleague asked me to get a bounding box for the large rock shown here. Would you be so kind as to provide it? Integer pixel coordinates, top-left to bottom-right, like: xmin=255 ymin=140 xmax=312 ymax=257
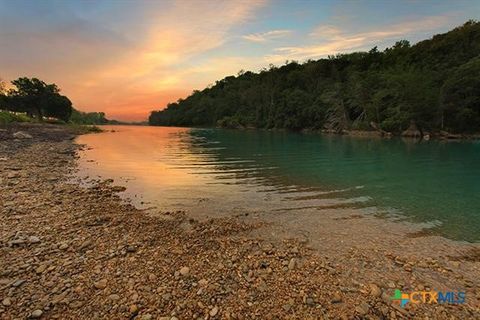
xmin=13 ymin=131 xmax=33 ymax=139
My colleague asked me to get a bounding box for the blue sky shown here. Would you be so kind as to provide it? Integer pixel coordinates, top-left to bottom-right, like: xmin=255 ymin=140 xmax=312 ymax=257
xmin=0 ymin=0 xmax=478 ymax=120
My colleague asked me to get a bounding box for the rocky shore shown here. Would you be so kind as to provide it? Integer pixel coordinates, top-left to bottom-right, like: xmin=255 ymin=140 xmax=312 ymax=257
xmin=1 ymin=123 xmax=479 ymax=319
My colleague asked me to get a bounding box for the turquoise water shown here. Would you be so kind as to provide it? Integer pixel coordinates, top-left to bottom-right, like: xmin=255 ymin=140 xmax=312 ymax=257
xmin=77 ymin=126 xmax=480 ymax=242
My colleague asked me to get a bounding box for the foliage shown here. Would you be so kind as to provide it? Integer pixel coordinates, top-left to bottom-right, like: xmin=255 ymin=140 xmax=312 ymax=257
xmin=1 ymin=77 xmax=72 ymax=121
xmin=0 ymin=111 xmax=32 ymax=125
xmin=149 ymin=21 xmax=480 ymax=134
xmin=69 ymin=109 xmax=109 ymax=125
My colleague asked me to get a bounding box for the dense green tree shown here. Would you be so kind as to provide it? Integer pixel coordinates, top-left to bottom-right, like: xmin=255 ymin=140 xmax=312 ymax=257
xmin=9 ymin=78 xmax=55 ymax=119
xmin=148 ymin=21 xmax=480 ymax=134
xmin=1 ymin=77 xmax=74 ymax=122
xmin=43 ymin=94 xmax=73 ymax=122
xmin=4 ymin=77 xmax=73 ymax=122
xmin=441 ymin=57 xmax=480 ymax=132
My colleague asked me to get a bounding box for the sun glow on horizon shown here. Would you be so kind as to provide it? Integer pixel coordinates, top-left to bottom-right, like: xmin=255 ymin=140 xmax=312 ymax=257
xmin=0 ymin=0 xmax=477 ymax=121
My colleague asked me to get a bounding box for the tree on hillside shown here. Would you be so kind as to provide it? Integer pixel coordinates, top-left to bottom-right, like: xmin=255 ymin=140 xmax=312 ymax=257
xmin=441 ymin=57 xmax=480 ymax=132
xmin=149 ymin=21 xmax=480 ymax=134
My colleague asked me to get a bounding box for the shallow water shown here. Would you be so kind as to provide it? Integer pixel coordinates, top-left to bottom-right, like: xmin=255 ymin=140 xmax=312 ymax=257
xmin=75 ymin=125 xmax=480 ymax=242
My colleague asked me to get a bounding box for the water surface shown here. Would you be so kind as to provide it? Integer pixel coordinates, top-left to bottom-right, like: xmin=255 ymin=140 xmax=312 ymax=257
xmin=75 ymin=126 xmax=480 ymax=242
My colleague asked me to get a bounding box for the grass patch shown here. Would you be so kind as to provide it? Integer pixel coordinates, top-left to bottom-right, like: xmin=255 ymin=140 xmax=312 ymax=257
xmin=0 ymin=111 xmax=32 ymax=125
xmin=67 ymin=123 xmax=103 ymax=134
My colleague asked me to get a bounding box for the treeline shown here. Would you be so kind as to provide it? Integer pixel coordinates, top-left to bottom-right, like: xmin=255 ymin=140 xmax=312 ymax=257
xmin=149 ymin=21 xmax=480 ymax=134
xmin=0 ymin=77 xmax=112 ymax=124
xmin=69 ymin=109 xmax=109 ymax=125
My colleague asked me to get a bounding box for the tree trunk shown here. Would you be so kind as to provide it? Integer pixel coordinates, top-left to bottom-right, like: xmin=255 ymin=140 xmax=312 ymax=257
xmin=35 ymin=107 xmax=43 ymax=121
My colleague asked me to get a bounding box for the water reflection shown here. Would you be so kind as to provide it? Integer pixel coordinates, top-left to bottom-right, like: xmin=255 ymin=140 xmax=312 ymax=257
xmin=75 ymin=126 xmax=480 ymax=242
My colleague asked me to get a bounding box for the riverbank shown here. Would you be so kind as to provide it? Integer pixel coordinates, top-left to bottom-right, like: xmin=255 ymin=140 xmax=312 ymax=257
xmin=1 ymin=124 xmax=479 ymax=319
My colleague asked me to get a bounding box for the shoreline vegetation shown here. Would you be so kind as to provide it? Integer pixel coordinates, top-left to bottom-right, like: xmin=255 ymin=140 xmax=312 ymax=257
xmin=1 ymin=124 xmax=480 ymax=319
xmin=0 ymin=78 xmax=134 ymax=127
xmin=149 ymin=21 xmax=480 ymax=140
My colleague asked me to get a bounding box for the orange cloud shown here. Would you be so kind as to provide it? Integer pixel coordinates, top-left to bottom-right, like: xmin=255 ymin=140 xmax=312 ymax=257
xmin=1 ymin=0 xmax=268 ymax=121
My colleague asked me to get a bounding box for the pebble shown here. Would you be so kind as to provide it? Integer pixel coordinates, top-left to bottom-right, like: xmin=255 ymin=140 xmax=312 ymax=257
xmin=331 ymin=292 xmax=342 ymax=303
xmin=2 ymin=297 xmax=12 ymax=306
xmin=179 ymin=266 xmax=190 ymax=276
xmin=108 ymin=294 xmax=120 ymax=301
xmin=35 ymin=264 xmax=47 ymax=274
xmin=7 ymin=172 xmax=19 ymax=179
xmin=210 ymin=306 xmax=219 ymax=317
xmin=355 ymin=303 xmax=370 ymax=316
xmin=28 ymin=236 xmax=41 ymax=243
xmin=129 ymin=304 xmax=138 ymax=313
xmin=369 ymin=283 xmax=382 ymax=297
xmin=30 ymin=309 xmax=43 ymax=318
xmin=305 ymin=297 xmax=315 ymax=306
xmin=13 ymin=131 xmax=33 ymax=139
xmin=288 ymin=258 xmax=296 ymax=270
xmin=12 ymin=279 xmax=26 ymax=287
xmin=141 ymin=314 xmax=152 ymax=320
xmin=94 ymin=279 xmax=108 ymax=289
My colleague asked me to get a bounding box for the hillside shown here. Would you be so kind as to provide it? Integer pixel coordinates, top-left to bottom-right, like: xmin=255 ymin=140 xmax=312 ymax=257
xmin=149 ymin=21 xmax=480 ymax=134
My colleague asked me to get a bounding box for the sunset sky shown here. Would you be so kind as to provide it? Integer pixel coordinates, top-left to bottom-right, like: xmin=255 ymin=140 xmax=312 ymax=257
xmin=1 ymin=0 xmax=478 ymax=121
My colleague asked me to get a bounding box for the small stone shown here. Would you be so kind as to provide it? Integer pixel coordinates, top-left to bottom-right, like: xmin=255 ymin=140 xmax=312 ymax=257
xmin=94 ymin=279 xmax=107 ymax=289
xmin=2 ymin=297 xmax=11 ymax=306
xmin=108 ymin=294 xmax=120 ymax=301
xmin=355 ymin=303 xmax=370 ymax=316
xmin=129 ymin=304 xmax=138 ymax=313
xmin=12 ymin=279 xmax=26 ymax=287
xmin=369 ymin=284 xmax=382 ymax=297
xmin=35 ymin=265 xmax=47 ymax=274
xmin=179 ymin=266 xmax=190 ymax=276
xmin=28 ymin=236 xmax=41 ymax=244
xmin=148 ymin=273 xmax=157 ymax=281
xmin=305 ymin=297 xmax=315 ymax=306
xmin=198 ymin=278 xmax=208 ymax=286
xmin=209 ymin=306 xmax=219 ymax=317
xmin=59 ymin=243 xmax=69 ymax=250
xmin=288 ymin=258 xmax=296 ymax=270
xmin=7 ymin=172 xmax=19 ymax=179
xmin=141 ymin=314 xmax=152 ymax=320
xmin=331 ymin=292 xmax=342 ymax=303
xmin=31 ymin=309 xmax=43 ymax=318
xmin=13 ymin=131 xmax=33 ymax=139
